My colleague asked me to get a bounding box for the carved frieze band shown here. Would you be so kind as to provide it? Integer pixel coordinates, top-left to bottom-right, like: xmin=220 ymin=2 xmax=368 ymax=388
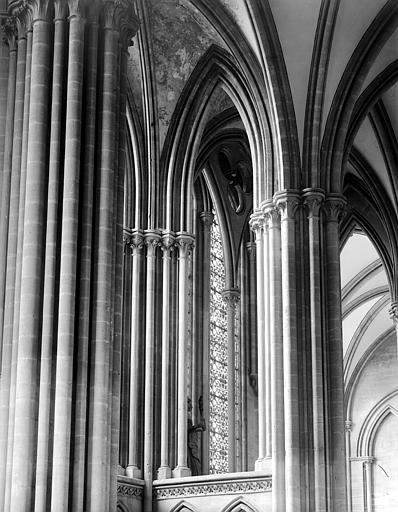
xmin=153 ymin=477 xmax=272 ymax=499
xmin=117 ymin=483 xmax=144 ymax=499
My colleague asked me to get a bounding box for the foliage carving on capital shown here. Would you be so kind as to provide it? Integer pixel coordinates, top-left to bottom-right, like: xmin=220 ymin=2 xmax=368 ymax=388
xmin=161 ymin=232 xmax=175 ymax=257
xmin=53 ymin=0 xmax=68 ymax=20
xmin=1 ymin=16 xmax=17 ymax=50
xmin=101 ymin=0 xmax=139 ymax=47
xmin=67 ymin=0 xmax=85 ymax=17
xmin=176 ymin=232 xmax=195 ymax=260
xmin=249 ymin=210 xmax=264 ymax=236
xmin=199 ymin=211 xmax=214 ymax=229
xmin=9 ymin=0 xmax=32 ymax=37
xmin=275 ymin=192 xmax=300 ymax=221
xmin=144 ymin=230 xmax=161 ymax=258
xmin=222 ymin=288 xmax=240 ymax=309
xmin=30 ymin=0 xmax=51 ymax=21
xmin=303 ymin=189 xmax=325 ymax=219
xmin=264 ymin=207 xmax=280 ymax=229
xmin=324 ymin=195 xmax=347 ymax=223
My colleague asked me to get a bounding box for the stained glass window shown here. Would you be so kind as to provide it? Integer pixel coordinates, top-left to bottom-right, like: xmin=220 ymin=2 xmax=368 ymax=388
xmin=209 ymin=212 xmax=228 ymax=473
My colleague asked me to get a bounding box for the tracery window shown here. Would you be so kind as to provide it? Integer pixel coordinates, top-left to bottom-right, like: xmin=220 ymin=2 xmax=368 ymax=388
xmin=208 ymin=212 xmax=228 ymax=473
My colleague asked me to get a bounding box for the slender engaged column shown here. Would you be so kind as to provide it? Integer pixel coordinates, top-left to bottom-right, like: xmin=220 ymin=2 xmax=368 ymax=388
xmin=266 ymin=205 xmax=285 ymax=512
xmin=143 ymin=230 xmax=161 ymax=512
xmin=71 ymin=5 xmax=100 ymax=509
xmin=87 ymin=3 xmax=119 ymax=507
xmin=363 ymin=457 xmax=374 ymax=512
xmin=222 ymin=287 xmax=240 ymax=473
xmin=345 ymin=420 xmax=353 ymax=512
xmin=275 ymin=191 xmax=301 ymax=512
xmin=32 ymin=3 xmax=67 ymax=509
xmin=126 ymin=229 xmax=144 ymax=479
xmin=5 ymin=13 xmax=33 ymax=511
xmin=158 ymin=232 xmax=175 ymax=479
xmin=324 ymin=195 xmax=347 ymax=512
xmin=173 ymin=232 xmax=195 ymax=478
xmin=10 ymin=1 xmax=52 ymax=508
xmin=0 ymin=16 xmax=17 ymax=362
xmin=51 ymin=1 xmax=86 ymax=508
xmin=199 ymin=211 xmax=213 ymax=475
xmin=250 ymin=211 xmax=268 ymax=470
xmin=0 ymin=12 xmax=22 ymax=509
xmin=304 ymin=189 xmax=327 ymax=512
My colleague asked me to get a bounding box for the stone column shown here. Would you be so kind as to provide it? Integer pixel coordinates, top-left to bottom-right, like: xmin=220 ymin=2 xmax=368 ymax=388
xmin=303 ymin=188 xmax=327 ymax=512
xmin=0 ymin=9 xmax=21 ymax=509
xmin=173 ymin=232 xmax=195 ymax=478
xmin=71 ymin=5 xmax=100 ymax=509
xmin=4 ymin=10 xmax=32 ymax=511
xmin=143 ymin=230 xmax=161 ymax=512
xmin=34 ymin=0 xmax=67 ymax=507
xmin=222 ymin=287 xmax=240 ymax=473
xmin=126 ymin=229 xmax=144 ymax=479
xmin=345 ymin=420 xmax=353 ymax=512
xmin=246 ymin=242 xmax=258 ymax=391
xmin=275 ymin=191 xmax=301 ymax=512
xmin=51 ymin=1 xmax=86 ymax=509
xmin=0 ymin=16 xmax=17 ymax=360
xmin=158 ymin=232 xmax=175 ymax=479
xmin=199 ymin=211 xmax=213 ymax=474
xmin=10 ymin=0 xmax=52 ymax=507
xmin=250 ymin=211 xmax=268 ymax=471
xmin=324 ymin=194 xmax=347 ymax=512
xmin=265 ymin=205 xmax=285 ymax=512
xmin=363 ymin=457 xmax=374 ymax=512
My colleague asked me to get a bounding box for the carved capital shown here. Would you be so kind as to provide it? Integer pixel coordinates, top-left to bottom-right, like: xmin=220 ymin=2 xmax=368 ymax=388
xmin=176 ymin=232 xmax=195 ymax=260
xmin=274 ymin=190 xmax=300 ymax=221
xmin=9 ymin=0 xmax=32 ymax=37
xmin=101 ymin=0 xmax=139 ymax=47
xmin=68 ymin=0 xmax=85 ymax=17
xmin=144 ymin=230 xmax=161 ymax=258
xmin=53 ymin=0 xmax=68 ymax=20
xmin=345 ymin=419 xmax=353 ymax=432
xmin=324 ymin=194 xmax=347 ymax=223
xmin=249 ymin=210 xmax=264 ymax=236
xmin=199 ymin=211 xmax=214 ymax=229
xmin=264 ymin=206 xmax=280 ymax=229
xmin=222 ymin=288 xmax=240 ymax=308
xmin=1 ymin=16 xmax=17 ymax=50
xmin=303 ymin=188 xmax=325 ymax=219
xmin=161 ymin=232 xmax=175 ymax=257
xmin=30 ymin=0 xmax=51 ymax=21
xmin=127 ymin=229 xmax=143 ymax=256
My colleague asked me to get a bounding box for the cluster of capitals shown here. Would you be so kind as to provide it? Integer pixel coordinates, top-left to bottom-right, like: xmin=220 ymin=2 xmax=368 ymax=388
xmin=4 ymin=0 xmax=139 ymax=46
xmin=123 ymin=229 xmax=195 ymax=258
xmin=249 ymin=189 xmax=347 ymax=235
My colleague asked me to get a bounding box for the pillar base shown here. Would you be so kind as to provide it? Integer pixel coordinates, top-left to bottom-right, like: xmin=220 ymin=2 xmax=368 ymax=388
xmin=126 ymin=465 xmax=142 ymax=479
xmin=157 ymin=465 xmax=172 ymax=479
xmin=172 ymin=466 xmax=191 ymax=478
xmin=254 ymin=457 xmax=272 ymax=472
xmin=117 ymin=464 xmax=126 ymax=476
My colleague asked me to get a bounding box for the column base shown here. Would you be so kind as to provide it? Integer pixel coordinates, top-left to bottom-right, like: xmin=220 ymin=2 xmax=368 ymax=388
xmin=254 ymin=457 xmax=272 ymax=472
xmin=172 ymin=466 xmax=192 ymax=478
xmin=117 ymin=464 xmax=126 ymax=476
xmin=126 ymin=465 xmax=142 ymax=479
xmin=157 ymin=465 xmax=172 ymax=479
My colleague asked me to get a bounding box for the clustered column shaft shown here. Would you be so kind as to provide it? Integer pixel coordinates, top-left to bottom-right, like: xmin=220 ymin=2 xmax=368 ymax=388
xmin=0 ymin=1 xmax=138 ymax=511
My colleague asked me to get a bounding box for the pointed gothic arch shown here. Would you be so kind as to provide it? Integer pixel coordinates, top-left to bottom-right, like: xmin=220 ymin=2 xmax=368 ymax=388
xmin=221 ymin=495 xmax=258 ymax=512
xmin=159 ymin=44 xmax=272 ymax=232
xmin=169 ymin=499 xmax=199 ymax=512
